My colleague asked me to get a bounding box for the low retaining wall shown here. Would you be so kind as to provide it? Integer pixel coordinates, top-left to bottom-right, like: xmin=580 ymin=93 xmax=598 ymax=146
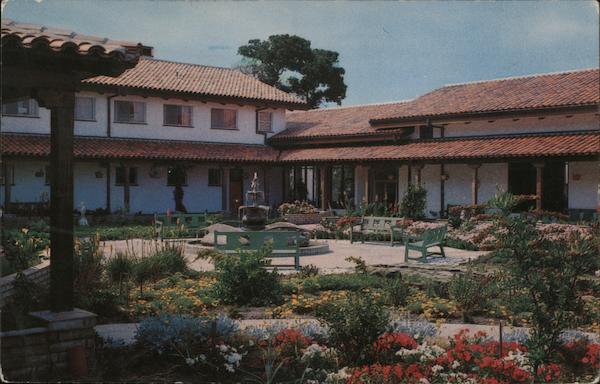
xmin=284 ymin=212 xmax=330 ymax=225
xmin=0 ymin=259 xmax=50 ymax=307
xmin=1 ymin=309 xmax=97 ymax=381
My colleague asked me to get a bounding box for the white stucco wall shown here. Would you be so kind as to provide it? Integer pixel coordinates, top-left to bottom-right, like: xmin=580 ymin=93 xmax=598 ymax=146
xmin=568 ymin=161 xmax=598 ymax=210
xmin=421 ymin=164 xmax=442 ymax=217
xmin=3 ymin=161 xmax=50 ymax=203
xmin=478 ymin=163 xmax=509 ymax=203
xmin=444 ymin=164 xmax=472 ymax=207
xmin=2 ymin=93 xmax=287 ymax=145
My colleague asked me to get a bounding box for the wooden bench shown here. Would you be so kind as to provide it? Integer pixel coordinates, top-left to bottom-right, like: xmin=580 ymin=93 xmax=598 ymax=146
xmin=404 ymin=225 xmax=447 ymax=261
xmin=214 ymin=231 xmax=301 ymax=269
xmin=154 ymin=213 xmax=212 ymax=239
xmin=350 ymin=216 xmax=406 ymax=246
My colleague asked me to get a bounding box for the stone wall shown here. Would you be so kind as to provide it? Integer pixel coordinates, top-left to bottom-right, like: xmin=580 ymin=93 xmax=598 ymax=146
xmin=1 ymin=309 xmax=96 ymax=381
xmin=0 ymin=259 xmax=50 ymax=307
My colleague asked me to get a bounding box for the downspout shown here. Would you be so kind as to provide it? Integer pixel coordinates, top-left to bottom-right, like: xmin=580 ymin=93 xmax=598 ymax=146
xmin=105 ymin=94 xmax=117 ymax=212
xmin=106 ymin=94 xmax=117 ymax=137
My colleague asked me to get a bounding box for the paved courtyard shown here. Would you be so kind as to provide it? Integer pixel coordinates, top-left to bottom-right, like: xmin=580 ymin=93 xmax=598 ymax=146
xmin=101 ymin=238 xmax=488 ymax=274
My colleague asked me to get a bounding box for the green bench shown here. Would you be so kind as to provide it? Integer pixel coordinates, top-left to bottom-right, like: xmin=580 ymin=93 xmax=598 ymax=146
xmin=403 ymin=225 xmax=447 ymax=261
xmin=154 ymin=213 xmax=212 ymax=239
xmin=214 ymin=231 xmax=301 ymax=269
xmin=350 ymin=216 xmax=406 ymax=246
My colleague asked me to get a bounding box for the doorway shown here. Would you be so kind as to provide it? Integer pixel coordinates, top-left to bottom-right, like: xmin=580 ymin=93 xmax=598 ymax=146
xmin=371 ymin=166 xmax=398 ymax=206
xmin=229 ymin=168 xmax=244 ymax=214
xmin=508 ymin=161 xmax=567 ymax=212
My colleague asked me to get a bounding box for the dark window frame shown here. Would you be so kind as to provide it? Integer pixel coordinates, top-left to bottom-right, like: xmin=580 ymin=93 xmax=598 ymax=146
xmin=257 ymin=111 xmax=273 ymax=133
xmin=74 ymin=96 xmax=97 ymax=121
xmin=210 ymin=108 xmax=238 ymax=130
xmin=1 ymin=99 xmax=39 ymax=118
xmin=163 ymin=104 xmax=193 ymax=127
xmin=167 ymin=166 xmax=188 ymax=186
xmin=208 ymin=168 xmax=222 ymax=186
xmin=114 ymin=100 xmax=147 ymax=124
xmin=115 ymin=166 xmax=139 ymax=186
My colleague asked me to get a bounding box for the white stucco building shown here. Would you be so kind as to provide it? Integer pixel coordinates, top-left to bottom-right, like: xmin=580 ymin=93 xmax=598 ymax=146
xmin=1 ymin=56 xmax=599 ymax=219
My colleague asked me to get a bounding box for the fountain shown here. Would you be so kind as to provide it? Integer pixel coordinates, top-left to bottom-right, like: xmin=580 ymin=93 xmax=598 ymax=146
xmin=238 ymin=172 xmax=270 ymax=230
xmin=187 ymin=171 xmax=329 ymax=256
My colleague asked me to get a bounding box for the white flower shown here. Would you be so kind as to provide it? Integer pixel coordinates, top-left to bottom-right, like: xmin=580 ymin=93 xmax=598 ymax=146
xmin=431 ymin=364 xmax=444 ymax=374
xmin=451 ymin=360 xmax=461 ymax=369
xmin=218 ymin=344 xmax=229 ymax=353
xmin=224 ymin=363 xmax=235 ymax=373
xmin=185 ymin=358 xmax=196 ymax=366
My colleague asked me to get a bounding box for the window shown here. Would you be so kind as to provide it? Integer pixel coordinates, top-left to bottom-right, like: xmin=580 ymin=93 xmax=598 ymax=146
xmin=164 ymin=104 xmax=193 ymax=127
xmin=2 ymin=99 xmax=39 ymax=117
xmin=257 ymin=111 xmax=273 ymax=132
xmin=211 ymin=108 xmax=237 ymax=129
xmin=167 ymin=166 xmax=187 ymax=186
xmin=330 ymin=165 xmax=355 ymax=209
xmin=0 ymin=164 xmax=15 ymax=185
xmin=114 ymin=100 xmax=146 ymax=123
xmin=208 ymin=169 xmax=222 ymax=186
xmin=285 ymin=166 xmax=319 ymax=203
xmin=115 ymin=167 xmax=138 ymax=185
xmin=419 ymin=125 xmax=433 ymax=139
xmin=75 ymin=97 xmax=96 ymax=121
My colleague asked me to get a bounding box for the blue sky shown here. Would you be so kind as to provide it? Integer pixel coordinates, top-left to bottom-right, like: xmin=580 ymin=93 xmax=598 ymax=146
xmin=4 ymin=0 xmax=598 ymax=106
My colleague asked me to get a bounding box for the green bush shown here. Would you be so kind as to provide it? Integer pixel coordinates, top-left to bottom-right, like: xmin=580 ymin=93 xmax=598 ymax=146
xmin=448 ymin=269 xmax=493 ymax=322
xmin=1 ymin=223 xmax=49 ymax=276
xmin=317 ymin=291 xmax=389 ymax=365
xmin=106 ymin=252 xmax=136 ymax=283
xmin=399 ymin=184 xmax=427 ymax=219
xmin=151 ymin=243 xmax=187 ymax=275
xmin=383 ymin=277 xmax=412 ymax=306
xmin=212 ymin=246 xmax=282 ymax=306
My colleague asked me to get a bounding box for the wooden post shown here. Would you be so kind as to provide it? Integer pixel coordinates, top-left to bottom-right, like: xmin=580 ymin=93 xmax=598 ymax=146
xmin=597 ymin=158 xmax=600 ymax=215
xmin=440 ymin=164 xmax=446 ymax=217
xmin=3 ymin=162 xmax=11 ymax=213
xmin=469 ymin=164 xmax=481 ymax=205
xmin=123 ymin=165 xmax=130 ymax=213
xmin=105 ymin=162 xmax=111 ymax=213
xmin=534 ymin=162 xmax=544 ymax=211
xmin=414 ymin=164 xmax=424 ymax=187
xmin=221 ymin=167 xmax=227 ymax=212
xmin=38 ymin=90 xmax=76 ymax=312
xmin=364 ymin=165 xmax=370 ymax=204
xmin=262 ymin=166 xmax=270 ymax=206
xmin=320 ymin=165 xmax=330 ymax=211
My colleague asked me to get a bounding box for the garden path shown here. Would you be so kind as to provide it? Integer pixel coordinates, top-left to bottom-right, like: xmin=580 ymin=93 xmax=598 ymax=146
xmin=100 ymin=239 xmax=488 ymax=274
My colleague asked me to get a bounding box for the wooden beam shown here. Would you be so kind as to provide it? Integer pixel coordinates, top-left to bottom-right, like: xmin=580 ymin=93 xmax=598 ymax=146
xmin=39 ymin=90 xmax=76 ymax=312
xmin=320 ymin=165 xmax=330 ymax=211
xmin=364 ymin=165 xmax=370 ymax=204
xmin=534 ymin=162 xmax=545 ymax=211
xmin=469 ymin=164 xmax=481 ymax=205
xmin=123 ymin=165 xmax=130 ymax=213
xmin=3 ymin=162 xmax=12 ymax=213
xmin=105 ymin=162 xmax=111 ymax=213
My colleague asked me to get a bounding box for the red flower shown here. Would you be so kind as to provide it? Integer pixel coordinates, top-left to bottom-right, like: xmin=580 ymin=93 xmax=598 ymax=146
xmin=374 ymin=332 xmax=418 ymax=352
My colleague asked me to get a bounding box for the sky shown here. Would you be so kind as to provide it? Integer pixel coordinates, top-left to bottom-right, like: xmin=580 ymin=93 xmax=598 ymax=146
xmin=3 ymin=0 xmax=599 ymax=106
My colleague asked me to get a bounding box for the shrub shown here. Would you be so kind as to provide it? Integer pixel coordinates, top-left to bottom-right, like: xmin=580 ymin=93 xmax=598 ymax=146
xmin=278 ymin=201 xmax=317 ymax=215
xmin=298 ymin=264 xmax=320 ymax=278
xmin=1 ymin=224 xmax=48 ymax=276
xmin=317 ymin=291 xmax=389 ymax=365
xmin=212 ymin=246 xmax=282 ymax=306
xmin=448 ymin=269 xmax=493 ymax=322
xmin=399 ymin=184 xmax=427 ymax=219
xmin=73 ymin=237 xmax=105 ymax=296
xmin=388 ymin=319 xmax=438 ymax=341
xmin=106 ymin=251 xmax=136 ymax=284
xmin=495 ymin=215 xmax=598 ymax=368
xmin=383 ymin=277 xmax=412 ymax=307
xmin=150 ymin=242 xmax=187 ymax=275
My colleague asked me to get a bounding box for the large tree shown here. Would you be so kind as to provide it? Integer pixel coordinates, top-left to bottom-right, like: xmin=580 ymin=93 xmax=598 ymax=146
xmin=237 ymin=34 xmax=347 ymax=108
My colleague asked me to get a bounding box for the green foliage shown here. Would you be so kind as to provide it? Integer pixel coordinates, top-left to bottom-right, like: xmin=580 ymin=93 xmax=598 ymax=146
xmin=487 ymin=189 xmax=519 ymax=216
xmin=495 ymin=215 xmax=598 ymax=367
xmin=1 ymin=273 xmax=49 ymax=330
xmin=237 ymin=34 xmax=347 ymax=108
xmin=383 ymin=277 xmax=412 ymax=307
xmin=301 ymin=273 xmax=386 ymax=294
xmin=317 ymin=291 xmax=389 ymax=365
xmin=106 ymin=251 xmax=136 ymax=283
xmin=74 ymin=237 xmax=105 ymax=297
xmin=448 ymin=269 xmax=493 ymax=322
xmin=298 ymin=264 xmax=320 ymax=278
xmin=131 ymin=243 xmax=188 ymax=295
xmin=399 ymin=184 xmax=427 ymax=219
xmin=345 ymin=256 xmax=368 ymax=274
xmin=212 ymin=246 xmax=282 ymax=306
xmin=1 ymin=222 xmax=49 ymax=276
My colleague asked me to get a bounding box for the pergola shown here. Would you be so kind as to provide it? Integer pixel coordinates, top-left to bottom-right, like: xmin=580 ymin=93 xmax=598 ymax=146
xmin=1 ymin=19 xmax=148 ymax=312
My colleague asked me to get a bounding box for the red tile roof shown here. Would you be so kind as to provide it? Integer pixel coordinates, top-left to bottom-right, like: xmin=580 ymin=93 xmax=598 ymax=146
xmin=371 ymin=68 xmax=600 ymax=124
xmin=275 ymin=68 xmax=599 ymax=141
xmin=276 ymin=101 xmax=411 ymax=141
xmin=83 ymin=57 xmax=306 ymax=108
xmin=278 ymin=132 xmax=599 ymax=162
xmin=3 ymin=132 xmax=597 ymax=164
xmin=0 ymin=134 xmax=279 ymax=163
xmin=1 ymin=18 xmax=149 ymax=64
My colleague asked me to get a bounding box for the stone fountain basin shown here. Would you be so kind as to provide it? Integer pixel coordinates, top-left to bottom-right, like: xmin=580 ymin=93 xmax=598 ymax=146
xmin=188 ymin=222 xmax=330 ymax=256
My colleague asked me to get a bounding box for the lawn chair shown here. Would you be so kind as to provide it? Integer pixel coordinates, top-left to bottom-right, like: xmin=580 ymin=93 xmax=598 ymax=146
xmin=404 ymin=225 xmax=447 ymax=261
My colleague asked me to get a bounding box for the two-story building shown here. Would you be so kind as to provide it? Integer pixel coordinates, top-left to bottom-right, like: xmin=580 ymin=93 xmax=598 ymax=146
xmin=2 ymin=49 xmax=598 ymax=218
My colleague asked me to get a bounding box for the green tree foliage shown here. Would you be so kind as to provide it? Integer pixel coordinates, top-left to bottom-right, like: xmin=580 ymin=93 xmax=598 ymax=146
xmin=495 ymin=215 xmax=598 ymax=368
xmin=237 ymin=34 xmax=347 ymax=108
xmin=399 ymin=184 xmax=427 ymax=219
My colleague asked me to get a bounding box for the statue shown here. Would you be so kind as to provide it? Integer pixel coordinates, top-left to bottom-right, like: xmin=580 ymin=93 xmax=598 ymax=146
xmin=78 ymin=202 xmax=89 ymax=226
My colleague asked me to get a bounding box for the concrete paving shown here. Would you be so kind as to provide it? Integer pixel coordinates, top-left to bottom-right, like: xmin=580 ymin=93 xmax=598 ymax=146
xmin=100 ymin=238 xmax=488 ymax=274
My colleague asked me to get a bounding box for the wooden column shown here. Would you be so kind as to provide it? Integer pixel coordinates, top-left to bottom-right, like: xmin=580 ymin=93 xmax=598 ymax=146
xmin=597 ymin=159 xmax=600 ymax=215
xmin=221 ymin=167 xmax=227 ymax=212
xmin=414 ymin=164 xmax=424 ymax=187
xmin=105 ymin=162 xmax=111 ymax=213
xmin=364 ymin=165 xmax=370 ymax=204
xmin=469 ymin=164 xmax=481 ymax=205
xmin=38 ymin=90 xmax=76 ymax=312
xmin=534 ymin=162 xmax=544 ymax=211
xmin=440 ymin=164 xmax=446 ymax=217
xmin=3 ymin=162 xmax=12 ymax=213
xmin=123 ymin=165 xmax=130 ymax=213
xmin=262 ymin=166 xmax=270 ymax=206
xmin=319 ymin=165 xmax=330 ymax=211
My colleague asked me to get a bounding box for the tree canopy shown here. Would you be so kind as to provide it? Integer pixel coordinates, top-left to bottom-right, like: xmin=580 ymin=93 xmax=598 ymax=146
xmin=237 ymin=34 xmax=347 ymax=108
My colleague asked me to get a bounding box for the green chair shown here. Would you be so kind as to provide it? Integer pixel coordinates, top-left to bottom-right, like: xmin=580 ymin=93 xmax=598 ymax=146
xmin=404 ymin=225 xmax=447 ymax=261
xmin=214 ymin=231 xmax=301 ymax=269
